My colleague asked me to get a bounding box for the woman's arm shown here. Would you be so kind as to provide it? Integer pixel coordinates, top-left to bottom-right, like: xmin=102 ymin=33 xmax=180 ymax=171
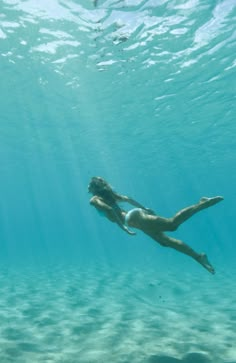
xmin=90 ymin=196 xmax=136 ymax=235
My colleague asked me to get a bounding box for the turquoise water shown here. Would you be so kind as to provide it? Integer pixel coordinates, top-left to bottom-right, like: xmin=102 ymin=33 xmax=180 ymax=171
xmin=1 ymin=0 xmax=236 ymax=362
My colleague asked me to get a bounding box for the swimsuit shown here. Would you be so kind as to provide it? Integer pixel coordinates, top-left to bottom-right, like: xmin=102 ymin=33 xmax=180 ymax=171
xmin=124 ymin=208 xmax=143 ymax=227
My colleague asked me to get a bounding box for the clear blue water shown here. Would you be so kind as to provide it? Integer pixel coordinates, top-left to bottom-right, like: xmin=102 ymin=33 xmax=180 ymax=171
xmin=0 ymin=1 xmax=236 ymax=362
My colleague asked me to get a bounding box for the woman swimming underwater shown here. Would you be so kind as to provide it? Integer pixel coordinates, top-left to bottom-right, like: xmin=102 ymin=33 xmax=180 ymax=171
xmin=88 ymin=177 xmax=223 ymax=274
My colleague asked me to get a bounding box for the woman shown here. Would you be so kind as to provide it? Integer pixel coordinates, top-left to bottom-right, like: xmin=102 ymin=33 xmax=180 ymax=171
xmin=88 ymin=176 xmax=223 ymax=274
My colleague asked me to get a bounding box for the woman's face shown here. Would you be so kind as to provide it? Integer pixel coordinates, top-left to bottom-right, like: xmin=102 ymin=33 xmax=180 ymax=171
xmin=88 ymin=177 xmax=109 ymax=195
xmin=88 ymin=181 xmax=96 ymax=194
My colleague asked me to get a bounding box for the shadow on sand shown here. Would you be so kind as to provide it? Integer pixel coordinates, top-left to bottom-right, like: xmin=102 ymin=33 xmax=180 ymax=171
xmin=148 ymin=352 xmax=236 ymax=363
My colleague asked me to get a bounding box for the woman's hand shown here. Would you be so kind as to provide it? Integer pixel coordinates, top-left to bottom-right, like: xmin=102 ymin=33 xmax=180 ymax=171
xmin=124 ymin=227 xmax=136 ymax=235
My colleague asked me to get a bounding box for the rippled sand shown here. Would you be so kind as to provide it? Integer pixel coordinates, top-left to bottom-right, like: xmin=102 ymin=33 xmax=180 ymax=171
xmin=0 ymin=266 xmax=235 ymax=363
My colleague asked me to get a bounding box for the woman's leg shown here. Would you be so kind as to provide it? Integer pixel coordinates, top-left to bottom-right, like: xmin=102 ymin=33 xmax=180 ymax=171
xmin=167 ymin=196 xmax=223 ymax=231
xmin=156 ymin=232 xmax=215 ymax=274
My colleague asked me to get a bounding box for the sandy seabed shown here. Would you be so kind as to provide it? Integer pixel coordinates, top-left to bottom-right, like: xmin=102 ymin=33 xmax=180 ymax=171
xmin=0 ymin=264 xmax=235 ymax=363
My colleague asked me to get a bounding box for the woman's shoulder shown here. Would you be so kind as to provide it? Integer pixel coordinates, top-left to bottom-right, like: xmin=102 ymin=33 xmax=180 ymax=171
xmin=89 ymin=195 xmax=103 ymax=204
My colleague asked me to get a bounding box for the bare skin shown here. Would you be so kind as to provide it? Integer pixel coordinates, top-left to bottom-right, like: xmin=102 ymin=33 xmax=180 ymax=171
xmin=90 ymin=195 xmax=224 ymax=274
xmin=89 ymin=190 xmax=154 ymax=235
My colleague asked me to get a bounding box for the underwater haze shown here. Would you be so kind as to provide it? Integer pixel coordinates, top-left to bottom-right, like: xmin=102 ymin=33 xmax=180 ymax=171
xmin=0 ymin=0 xmax=236 ymax=362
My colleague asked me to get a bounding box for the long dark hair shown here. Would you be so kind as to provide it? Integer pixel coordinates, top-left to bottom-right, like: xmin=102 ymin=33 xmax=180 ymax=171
xmin=88 ymin=177 xmax=120 ymax=205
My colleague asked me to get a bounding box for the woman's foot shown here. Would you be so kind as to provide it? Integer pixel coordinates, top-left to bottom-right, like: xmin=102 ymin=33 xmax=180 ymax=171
xmin=197 ymin=253 xmax=215 ymax=274
xmin=200 ymin=196 xmax=224 ymax=207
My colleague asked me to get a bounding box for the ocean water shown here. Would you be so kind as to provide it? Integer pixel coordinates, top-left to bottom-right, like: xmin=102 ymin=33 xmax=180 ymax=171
xmin=0 ymin=0 xmax=236 ymax=362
